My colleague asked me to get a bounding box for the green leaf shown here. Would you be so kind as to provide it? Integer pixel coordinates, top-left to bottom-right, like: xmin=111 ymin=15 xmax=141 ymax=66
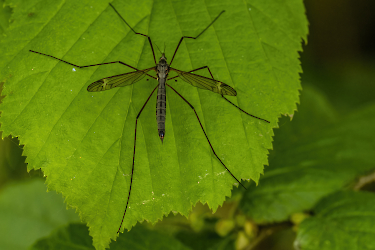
xmin=30 ymin=223 xmax=95 ymax=250
xmin=295 ymin=191 xmax=375 ymax=250
xmin=31 ymin=223 xmax=192 ymax=250
xmin=0 ymin=179 xmax=79 ymax=250
xmin=0 ymin=0 xmax=307 ymax=248
xmin=241 ymin=86 xmax=375 ymax=222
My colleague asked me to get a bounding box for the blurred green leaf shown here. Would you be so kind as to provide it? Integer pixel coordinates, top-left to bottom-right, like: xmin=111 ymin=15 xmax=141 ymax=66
xmin=0 ymin=134 xmax=27 ymax=186
xmin=241 ymin=86 xmax=375 ymax=222
xmin=30 ymin=223 xmax=95 ymax=250
xmin=295 ymin=191 xmax=375 ymax=250
xmin=31 ymin=223 xmax=192 ymax=250
xmin=0 ymin=0 xmax=307 ymax=248
xmin=175 ymin=229 xmax=230 ymax=250
xmin=0 ymin=179 xmax=79 ymax=250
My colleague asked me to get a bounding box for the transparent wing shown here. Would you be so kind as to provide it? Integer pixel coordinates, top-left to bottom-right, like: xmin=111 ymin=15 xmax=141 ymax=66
xmin=87 ymin=67 xmax=155 ymax=92
xmin=169 ymin=67 xmax=237 ymax=96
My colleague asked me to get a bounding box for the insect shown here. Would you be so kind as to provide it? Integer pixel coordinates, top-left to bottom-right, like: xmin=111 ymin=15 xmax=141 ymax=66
xmin=29 ymin=3 xmax=270 ymax=234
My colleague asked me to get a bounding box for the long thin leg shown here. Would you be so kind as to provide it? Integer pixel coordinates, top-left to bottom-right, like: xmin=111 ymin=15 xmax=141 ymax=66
xmin=221 ymin=95 xmax=270 ymax=123
xmin=29 ymin=50 xmax=157 ymax=80
xmin=169 ymin=11 xmax=225 ymax=66
xmin=117 ymin=84 xmax=159 ymax=234
xmin=166 ymin=83 xmax=246 ymax=190
xmin=109 ymin=3 xmax=157 ymax=65
xmin=169 ymin=66 xmax=270 ymax=123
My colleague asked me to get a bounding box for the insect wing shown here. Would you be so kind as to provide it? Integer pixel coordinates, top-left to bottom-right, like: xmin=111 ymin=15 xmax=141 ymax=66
xmin=87 ymin=67 xmax=154 ymax=92
xmin=169 ymin=68 xmax=237 ymax=96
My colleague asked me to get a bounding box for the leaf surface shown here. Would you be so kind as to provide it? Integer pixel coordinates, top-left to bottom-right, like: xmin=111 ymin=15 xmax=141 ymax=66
xmin=0 ymin=0 xmax=307 ymax=248
xmin=295 ymin=191 xmax=375 ymax=250
xmin=0 ymin=180 xmax=79 ymax=250
xmin=241 ymin=86 xmax=375 ymax=222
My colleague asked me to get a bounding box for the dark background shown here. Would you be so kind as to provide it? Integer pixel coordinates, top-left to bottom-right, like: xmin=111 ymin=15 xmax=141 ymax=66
xmin=301 ymin=0 xmax=375 ymax=114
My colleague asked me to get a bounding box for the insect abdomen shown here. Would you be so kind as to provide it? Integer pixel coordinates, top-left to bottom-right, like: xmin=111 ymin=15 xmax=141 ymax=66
xmin=156 ymin=79 xmax=166 ymax=142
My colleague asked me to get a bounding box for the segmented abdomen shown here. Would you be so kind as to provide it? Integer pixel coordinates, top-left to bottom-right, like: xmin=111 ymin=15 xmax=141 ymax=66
xmin=156 ymin=79 xmax=166 ymax=140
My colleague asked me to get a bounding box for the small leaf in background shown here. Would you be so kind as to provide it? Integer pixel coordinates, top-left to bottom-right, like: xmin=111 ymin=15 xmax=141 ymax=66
xmin=0 ymin=134 xmax=27 ymax=186
xmin=30 ymin=223 xmax=192 ymax=250
xmin=30 ymin=224 xmax=95 ymax=250
xmin=0 ymin=0 xmax=307 ymax=248
xmin=295 ymin=191 xmax=375 ymax=250
xmin=241 ymin=85 xmax=375 ymax=223
xmin=0 ymin=179 xmax=79 ymax=250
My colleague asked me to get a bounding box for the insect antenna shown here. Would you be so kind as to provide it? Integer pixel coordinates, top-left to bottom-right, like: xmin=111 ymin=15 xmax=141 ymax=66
xmin=155 ymin=44 xmax=163 ymax=57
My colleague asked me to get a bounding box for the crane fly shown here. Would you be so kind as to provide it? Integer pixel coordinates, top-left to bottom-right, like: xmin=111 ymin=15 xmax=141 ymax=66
xmin=29 ymin=3 xmax=270 ymax=234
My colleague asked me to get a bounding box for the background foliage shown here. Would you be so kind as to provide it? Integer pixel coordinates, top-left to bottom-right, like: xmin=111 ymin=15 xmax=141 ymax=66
xmin=1 ymin=0 xmax=374 ymax=250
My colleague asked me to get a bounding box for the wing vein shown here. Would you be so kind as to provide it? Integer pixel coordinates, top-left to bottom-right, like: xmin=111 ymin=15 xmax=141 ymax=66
xmin=87 ymin=67 xmax=155 ymax=92
xmin=169 ymin=68 xmax=236 ymax=96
